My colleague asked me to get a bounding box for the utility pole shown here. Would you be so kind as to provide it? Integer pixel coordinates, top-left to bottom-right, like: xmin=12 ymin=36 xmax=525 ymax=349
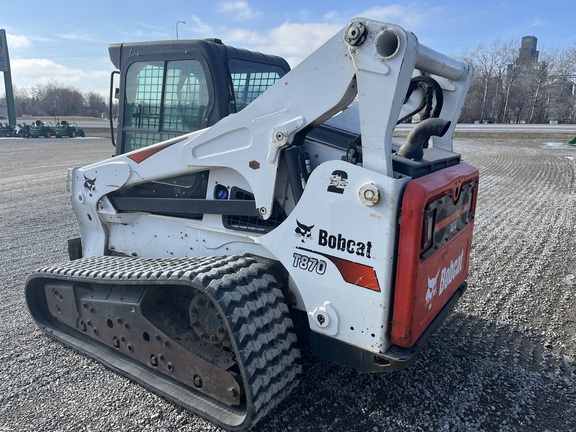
xmin=176 ymin=21 xmax=186 ymax=40
xmin=0 ymin=29 xmax=16 ymax=126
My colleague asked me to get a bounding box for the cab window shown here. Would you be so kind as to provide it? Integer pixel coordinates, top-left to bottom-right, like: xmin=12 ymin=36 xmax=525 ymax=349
xmin=123 ymin=60 xmax=208 ymax=152
xmin=228 ymin=59 xmax=285 ymax=111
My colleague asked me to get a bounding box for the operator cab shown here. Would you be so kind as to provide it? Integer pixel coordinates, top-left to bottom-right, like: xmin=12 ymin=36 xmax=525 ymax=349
xmin=109 ymin=39 xmax=290 ymax=155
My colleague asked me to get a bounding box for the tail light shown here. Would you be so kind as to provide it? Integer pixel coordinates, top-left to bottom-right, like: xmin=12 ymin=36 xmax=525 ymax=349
xmin=421 ymin=208 xmax=436 ymax=254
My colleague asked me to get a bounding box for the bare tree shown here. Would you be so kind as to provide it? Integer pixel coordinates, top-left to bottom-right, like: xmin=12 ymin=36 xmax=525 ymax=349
xmin=31 ymin=80 xmax=85 ymax=117
xmin=13 ymin=87 xmax=32 ymax=117
xmin=462 ymin=38 xmax=519 ymax=122
xmin=84 ymin=92 xmax=107 ymax=118
xmin=463 ymin=36 xmax=576 ymax=124
xmin=545 ymin=48 xmax=576 ymax=123
xmin=526 ymin=54 xmax=552 ymax=123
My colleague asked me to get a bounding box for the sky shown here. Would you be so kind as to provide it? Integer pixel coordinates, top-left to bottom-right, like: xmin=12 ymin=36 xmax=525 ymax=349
xmin=2 ymin=0 xmax=576 ymax=97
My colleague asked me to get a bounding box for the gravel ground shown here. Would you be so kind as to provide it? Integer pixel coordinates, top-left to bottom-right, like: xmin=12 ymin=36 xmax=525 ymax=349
xmin=1 ymin=134 xmax=575 ymax=431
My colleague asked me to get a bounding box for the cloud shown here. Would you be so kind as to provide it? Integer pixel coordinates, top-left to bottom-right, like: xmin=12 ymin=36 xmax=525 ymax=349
xmin=60 ymin=32 xmax=100 ymax=43
xmin=186 ymin=15 xmax=342 ymax=67
xmin=526 ymin=17 xmax=547 ymax=29
xmin=320 ymin=4 xmax=446 ymax=32
xmin=356 ymin=5 xmax=429 ymax=29
xmin=316 ymin=4 xmax=454 ymax=49
xmin=217 ymin=1 xmax=261 ymax=21
xmin=118 ymin=22 xmax=172 ymax=40
xmin=264 ymin=22 xmax=342 ymax=64
xmin=322 ymin=11 xmax=342 ymax=22
xmin=187 ymin=16 xmax=216 ymax=36
xmin=200 ymin=4 xmax=445 ymax=66
xmin=5 ymin=33 xmax=33 ymax=49
xmin=222 ymin=27 xmax=263 ymax=45
xmin=10 ymin=57 xmax=110 ymax=95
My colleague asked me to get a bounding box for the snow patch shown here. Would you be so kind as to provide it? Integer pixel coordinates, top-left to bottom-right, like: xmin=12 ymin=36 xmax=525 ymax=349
xmin=543 ymin=142 xmax=572 ymax=149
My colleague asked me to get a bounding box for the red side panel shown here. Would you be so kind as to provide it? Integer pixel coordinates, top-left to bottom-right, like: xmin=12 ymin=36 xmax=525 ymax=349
xmin=391 ymin=162 xmax=479 ymax=347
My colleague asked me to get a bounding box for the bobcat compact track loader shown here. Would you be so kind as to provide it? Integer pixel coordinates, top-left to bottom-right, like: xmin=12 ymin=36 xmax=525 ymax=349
xmin=26 ymin=18 xmax=479 ymax=431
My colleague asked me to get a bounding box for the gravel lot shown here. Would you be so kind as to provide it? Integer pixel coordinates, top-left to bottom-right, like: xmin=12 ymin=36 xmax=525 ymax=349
xmin=1 ymin=134 xmax=575 ymax=431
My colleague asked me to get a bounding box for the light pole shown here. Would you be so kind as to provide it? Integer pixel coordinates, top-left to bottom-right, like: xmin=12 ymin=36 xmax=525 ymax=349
xmin=176 ymin=20 xmax=186 ymax=40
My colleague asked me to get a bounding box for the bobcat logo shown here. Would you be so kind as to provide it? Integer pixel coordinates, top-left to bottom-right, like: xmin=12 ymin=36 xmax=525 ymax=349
xmin=424 ymin=251 xmax=465 ymax=311
xmin=425 ymin=270 xmax=439 ymax=310
xmin=295 ymin=220 xmax=314 ymax=243
xmin=83 ymin=175 xmax=96 ymax=194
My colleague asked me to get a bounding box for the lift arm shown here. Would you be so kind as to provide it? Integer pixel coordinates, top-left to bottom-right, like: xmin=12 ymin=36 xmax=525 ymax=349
xmin=70 ymin=18 xmax=473 ymax=257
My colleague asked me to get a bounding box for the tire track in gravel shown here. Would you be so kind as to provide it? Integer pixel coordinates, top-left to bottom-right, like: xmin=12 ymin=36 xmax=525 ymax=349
xmin=2 ymin=137 xmax=576 ymax=432
xmin=442 ymin=141 xmax=576 ymax=375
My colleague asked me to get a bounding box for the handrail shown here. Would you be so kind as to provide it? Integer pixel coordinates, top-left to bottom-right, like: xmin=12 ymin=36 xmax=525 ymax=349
xmin=109 ymin=70 xmax=119 ymax=147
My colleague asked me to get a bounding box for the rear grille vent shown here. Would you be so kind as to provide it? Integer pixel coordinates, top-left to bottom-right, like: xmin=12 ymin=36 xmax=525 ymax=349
xmin=422 ymin=180 xmax=477 ymax=260
xmin=223 ymin=188 xmax=285 ymax=233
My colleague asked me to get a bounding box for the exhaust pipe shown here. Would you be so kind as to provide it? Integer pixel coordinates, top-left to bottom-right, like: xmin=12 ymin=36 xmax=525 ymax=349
xmin=397 ymin=118 xmax=451 ymax=161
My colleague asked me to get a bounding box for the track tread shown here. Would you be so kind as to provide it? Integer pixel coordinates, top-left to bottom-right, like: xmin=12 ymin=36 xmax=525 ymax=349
xmin=28 ymin=255 xmax=302 ymax=431
xmin=200 ymin=257 xmax=302 ymax=422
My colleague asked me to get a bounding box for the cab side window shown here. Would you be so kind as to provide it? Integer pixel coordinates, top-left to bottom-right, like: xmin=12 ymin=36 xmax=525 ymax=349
xmin=229 ymin=59 xmax=285 ymax=112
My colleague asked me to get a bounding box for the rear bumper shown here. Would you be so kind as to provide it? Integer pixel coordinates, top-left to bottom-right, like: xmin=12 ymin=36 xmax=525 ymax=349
xmin=309 ymin=282 xmax=466 ymax=372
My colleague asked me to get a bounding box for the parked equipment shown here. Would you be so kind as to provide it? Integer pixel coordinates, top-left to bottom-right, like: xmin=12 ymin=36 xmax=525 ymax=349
xmin=29 ymin=120 xmax=55 ymax=138
xmin=55 ymin=120 xmax=85 ymax=138
xmin=16 ymin=123 xmax=31 ymax=138
xmin=0 ymin=123 xmax=16 ymax=137
xmin=26 ymin=19 xmax=478 ymax=431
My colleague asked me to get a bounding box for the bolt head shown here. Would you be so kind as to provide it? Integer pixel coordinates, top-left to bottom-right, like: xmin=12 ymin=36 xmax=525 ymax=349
xmin=359 ymin=183 xmax=380 ymax=206
xmin=364 ymin=189 xmax=375 ymax=200
xmin=345 ymin=21 xmax=367 ymax=46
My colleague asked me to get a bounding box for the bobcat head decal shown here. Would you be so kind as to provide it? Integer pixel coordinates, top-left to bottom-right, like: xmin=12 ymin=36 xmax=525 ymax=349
xmin=425 ymin=270 xmax=440 ymax=310
xmin=83 ymin=175 xmax=96 ymax=194
xmin=295 ymin=220 xmax=314 ymax=243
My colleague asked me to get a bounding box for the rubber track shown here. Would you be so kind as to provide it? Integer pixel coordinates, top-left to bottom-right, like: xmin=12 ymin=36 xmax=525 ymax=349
xmin=27 ymin=255 xmax=302 ymax=431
